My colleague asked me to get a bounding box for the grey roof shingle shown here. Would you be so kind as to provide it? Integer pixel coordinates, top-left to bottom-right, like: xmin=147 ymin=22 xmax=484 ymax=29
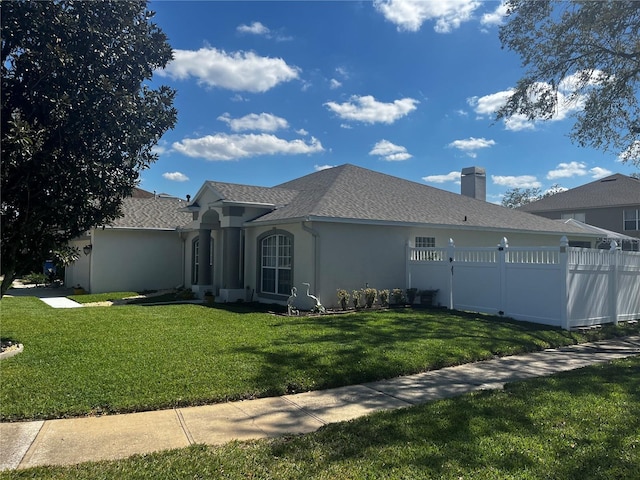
xmin=108 ymin=196 xmax=191 ymax=230
xmin=520 ymin=174 xmax=640 ymax=212
xmin=205 ymin=181 xmax=298 ymax=206
xmin=247 ymin=164 xmax=592 ymax=235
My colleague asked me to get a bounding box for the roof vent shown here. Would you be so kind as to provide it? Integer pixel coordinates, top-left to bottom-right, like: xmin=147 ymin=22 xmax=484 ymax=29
xmin=461 ymin=166 xmax=486 ymax=201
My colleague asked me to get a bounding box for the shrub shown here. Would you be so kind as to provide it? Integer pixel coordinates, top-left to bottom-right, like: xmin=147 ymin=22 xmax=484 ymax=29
xmin=363 ymin=288 xmax=377 ymax=308
xmin=391 ymin=288 xmax=405 ymax=305
xmin=379 ymin=289 xmax=390 ymax=307
xmin=337 ymin=289 xmax=350 ymax=310
xmin=22 ymin=272 xmax=47 ymax=285
xmin=352 ymin=289 xmax=362 ymax=309
xmin=406 ymin=288 xmax=418 ymax=304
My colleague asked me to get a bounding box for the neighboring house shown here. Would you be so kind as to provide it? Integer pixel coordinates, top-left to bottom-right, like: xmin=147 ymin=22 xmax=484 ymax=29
xmin=519 ymin=174 xmax=640 ymax=250
xmin=65 ymin=189 xmax=191 ymax=293
xmin=181 ymin=164 xmax=601 ymax=309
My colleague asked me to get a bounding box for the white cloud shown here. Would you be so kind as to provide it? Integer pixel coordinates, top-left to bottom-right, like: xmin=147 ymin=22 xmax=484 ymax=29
xmin=162 ymin=171 xmax=189 ymax=182
xmin=296 ymin=128 xmax=309 ymax=136
xmin=172 ymin=133 xmax=324 ymax=161
xmin=480 ymin=1 xmax=508 ymax=27
xmin=237 ymin=21 xmax=270 ymax=35
xmin=325 ymin=95 xmax=418 ymax=124
xmin=157 ymin=47 xmax=300 ymax=93
xmin=335 ymin=66 xmax=349 ymax=78
xmin=314 ymin=164 xmax=335 ymax=171
xmin=329 ymin=78 xmax=342 ymax=89
xmin=369 ymin=139 xmax=412 ymax=161
xmin=546 ymin=161 xmax=588 ymax=180
xmin=467 ymin=89 xmax=513 ymax=116
xmin=236 ymin=21 xmax=292 ymax=41
xmin=422 ymin=171 xmax=461 ymax=184
xmin=492 ymin=175 xmax=542 ymax=188
xmin=218 ymin=112 xmax=289 ymax=132
xmin=448 ymin=137 xmax=495 ymax=157
xmin=469 ymin=71 xmax=601 ymax=131
xmin=151 ymin=141 xmax=169 ymax=156
xmin=374 ymin=0 xmax=481 ymax=33
xmin=589 ymin=167 xmax=612 ymax=179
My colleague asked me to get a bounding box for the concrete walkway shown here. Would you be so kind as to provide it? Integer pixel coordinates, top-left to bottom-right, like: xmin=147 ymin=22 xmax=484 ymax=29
xmin=1 ymin=335 xmax=639 ymax=471
xmin=38 ymin=297 xmax=83 ymax=308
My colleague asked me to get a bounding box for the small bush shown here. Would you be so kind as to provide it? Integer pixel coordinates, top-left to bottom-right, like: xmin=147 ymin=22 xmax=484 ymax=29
xmin=379 ymin=289 xmax=390 ymax=307
xmin=391 ymin=288 xmax=405 ymax=304
xmin=22 ymin=273 xmax=47 ymax=285
xmin=363 ymin=288 xmax=377 ymax=308
xmin=337 ymin=289 xmax=350 ymax=310
xmin=352 ymin=289 xmax=362 ymax=309
xmin=406 ymin=288 xmax=418 ymax=304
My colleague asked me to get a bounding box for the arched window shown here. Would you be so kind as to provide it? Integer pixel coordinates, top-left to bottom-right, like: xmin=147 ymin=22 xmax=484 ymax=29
xmin=259 ymin=232 xmax=292 ymax=295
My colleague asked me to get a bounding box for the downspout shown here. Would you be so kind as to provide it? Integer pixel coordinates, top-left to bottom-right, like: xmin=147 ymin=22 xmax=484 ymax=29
xmin=302 ymin=220 xmax=320 ymax=298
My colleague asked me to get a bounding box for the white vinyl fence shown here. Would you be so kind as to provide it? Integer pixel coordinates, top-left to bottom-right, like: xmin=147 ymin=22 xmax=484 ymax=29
xmin=406 ymin=237 xmax=640 ymax=330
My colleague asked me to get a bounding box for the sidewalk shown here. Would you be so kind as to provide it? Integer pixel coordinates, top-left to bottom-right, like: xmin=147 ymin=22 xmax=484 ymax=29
xmin=2 ymin=335 xmax=639 ymax=471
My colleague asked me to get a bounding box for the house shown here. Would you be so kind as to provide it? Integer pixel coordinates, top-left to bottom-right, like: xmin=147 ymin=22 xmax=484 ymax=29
xmin=519 ymin=174 xmax=640 ymax=250
xmin=181 ymin=164 xmax=601 ymax=309
xmin=65 ymin=189 xmax=191 ymax=293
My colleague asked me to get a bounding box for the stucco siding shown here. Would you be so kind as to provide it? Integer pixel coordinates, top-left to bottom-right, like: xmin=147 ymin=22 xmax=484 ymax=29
xmin=65 ymin=238 xmax=92 ymax=290
xmin=89 ymin=229 xmax=183 ymax=293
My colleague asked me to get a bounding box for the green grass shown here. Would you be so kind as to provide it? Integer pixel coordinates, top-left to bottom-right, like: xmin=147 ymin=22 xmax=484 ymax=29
xmin=67 ymin=291 xmax=140 ymax=304
xmin=1 ymin=296 xmax=638 ymax=421
xmin=2 ymin=357 xmax=638 ymax=479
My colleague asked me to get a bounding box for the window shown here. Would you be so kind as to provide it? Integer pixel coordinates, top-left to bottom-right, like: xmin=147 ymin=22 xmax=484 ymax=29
xmin=260 ymin=233 xmax=292 ymax=295
xmin=561 ymin=212 xmax=586 ymax=223
xmin=192 ymin=238 xmax=199 ymax=285
xmin=624 ymin=209 xmax=640 ymax=231
xmin=415 ymin=236 xmax=435 ymax=248
xmin=192 ymin=236 xmax=213 ymax=285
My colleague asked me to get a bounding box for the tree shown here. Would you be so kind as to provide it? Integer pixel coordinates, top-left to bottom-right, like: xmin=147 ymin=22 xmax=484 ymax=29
xmin=1 ymin=1 xmax=177 ymax=296
xmin=502 ymin=184 xmax=564 ymax=209
xmin=497 ymin=1 xmax=640 ymax=164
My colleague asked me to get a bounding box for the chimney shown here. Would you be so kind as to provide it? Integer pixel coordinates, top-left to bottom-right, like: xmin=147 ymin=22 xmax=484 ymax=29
xmin=461 ymin=166 xmax=486 ymax=201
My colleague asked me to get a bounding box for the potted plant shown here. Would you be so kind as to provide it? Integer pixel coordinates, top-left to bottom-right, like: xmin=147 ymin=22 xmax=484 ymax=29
xmin=73 ymin=284 xmax=85 ymax=295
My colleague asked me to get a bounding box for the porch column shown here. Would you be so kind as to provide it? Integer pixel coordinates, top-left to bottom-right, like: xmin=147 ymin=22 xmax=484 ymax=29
xmin=222 ymin=227 xmax=241 ymax=288
xmin=198 ymin=228 xmax=212 ymax=286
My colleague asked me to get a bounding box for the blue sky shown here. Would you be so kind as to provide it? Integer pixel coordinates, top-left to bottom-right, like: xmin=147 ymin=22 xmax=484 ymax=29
xmin=143 ymin=0 xmax=638 ymax=203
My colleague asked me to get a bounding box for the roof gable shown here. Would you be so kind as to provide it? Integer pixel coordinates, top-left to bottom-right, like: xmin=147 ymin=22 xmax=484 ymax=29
xmin=520 ymin=174 xmax=640 ymax=212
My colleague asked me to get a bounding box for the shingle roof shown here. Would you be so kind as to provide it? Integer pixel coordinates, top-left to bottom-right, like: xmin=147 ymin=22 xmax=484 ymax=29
xmin=247 ymin=164 xmax=592 ymax=235
xmin=520 ymin=174 xmax=640 ymax=212
xmin=108 ymin=196 xmax=191 ymax=230
xmin=205 ymin=181 xmax=298 ymax=206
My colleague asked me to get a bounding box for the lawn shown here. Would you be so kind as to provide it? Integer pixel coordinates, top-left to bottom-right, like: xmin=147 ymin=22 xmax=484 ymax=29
xmin=1 ymin=296 xmax=638 ymax=421
xmin=1 ymin=357 xmax=638 ymax=479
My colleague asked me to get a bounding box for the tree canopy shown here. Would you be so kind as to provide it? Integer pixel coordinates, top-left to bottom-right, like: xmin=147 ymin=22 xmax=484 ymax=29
xmin=501 ymin=185 xmax=565 ymax=209
xmin=1 ymin=0 xmax=177 ymax=296
xmin=498 ymin=1 xmax=640 ymax=164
